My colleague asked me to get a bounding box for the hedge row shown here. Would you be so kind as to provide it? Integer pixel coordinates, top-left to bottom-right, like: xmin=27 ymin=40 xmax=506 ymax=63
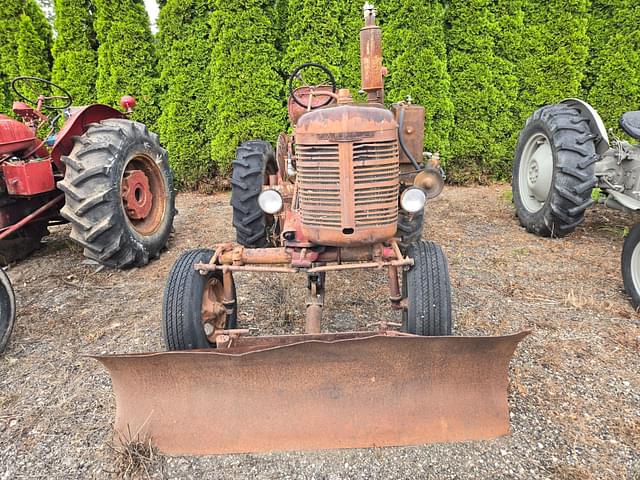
xmin=1 ymin=1 xmax=640 ymax=186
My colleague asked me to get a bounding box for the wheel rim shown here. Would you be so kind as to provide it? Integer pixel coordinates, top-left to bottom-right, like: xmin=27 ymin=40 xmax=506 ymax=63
xmin=630 ymin=241 xmax=640 ymax=298
xmin=120 ymin=154 xmax=167 ymax=236
xmin=201 ymin=276 xmax=227 ymax=343
xmin=518 ymin=133 xmax=554 ymax=213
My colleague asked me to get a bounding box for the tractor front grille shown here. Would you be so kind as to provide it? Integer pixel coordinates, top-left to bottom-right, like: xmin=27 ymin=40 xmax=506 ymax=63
xmin=353 ymin=140 xmax=399 ymax=227
xmin=296 ymin=139 xmax=399 ymax=232
xmin=297 ymin=144 xmax=342 ymax=228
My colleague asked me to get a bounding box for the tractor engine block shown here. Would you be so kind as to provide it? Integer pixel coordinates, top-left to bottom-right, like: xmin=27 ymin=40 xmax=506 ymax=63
xmin=294 ymin=102 xmax=399 ymax=246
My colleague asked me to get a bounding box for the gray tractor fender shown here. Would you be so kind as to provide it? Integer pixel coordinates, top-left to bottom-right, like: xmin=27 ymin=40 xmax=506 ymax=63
xmin=561 ymin=98 xmax=610 ymax=155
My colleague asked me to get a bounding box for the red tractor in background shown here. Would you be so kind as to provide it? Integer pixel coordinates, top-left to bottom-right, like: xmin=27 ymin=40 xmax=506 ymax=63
xmin=0 ymin=76 xmax=176 ymax=352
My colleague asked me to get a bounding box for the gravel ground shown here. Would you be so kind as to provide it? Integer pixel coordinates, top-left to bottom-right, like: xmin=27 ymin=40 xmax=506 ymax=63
xmin=0 ymin=185 xmax=639 ymax=479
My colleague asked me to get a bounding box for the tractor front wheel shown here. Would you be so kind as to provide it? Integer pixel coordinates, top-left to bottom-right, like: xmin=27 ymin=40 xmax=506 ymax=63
xmin=512 ymin=104 xmax=597 ymax=238
xmin=58 ymin=118 xmax=175 ymax=268
xmin=162 ymin=249 xmax=237 ymax=350
xmin=396 ymin=209 xmax=424 ymax=250
xmin=402 ymin=240 xmax=452 ymax=336
xmin=0 ymin=269 xmax=16 ymax=353
xmin=622 ymin=223 xmax=640 ymax=309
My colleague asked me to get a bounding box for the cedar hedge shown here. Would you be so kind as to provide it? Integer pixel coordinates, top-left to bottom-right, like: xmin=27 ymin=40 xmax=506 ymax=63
xmin=0 ymin=1 xmax=638 ymax=185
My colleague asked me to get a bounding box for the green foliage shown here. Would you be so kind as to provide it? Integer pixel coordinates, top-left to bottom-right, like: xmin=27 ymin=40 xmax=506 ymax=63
xmin=17 ymin=13 xmax=50 ymax=78
xmin=518 ymin=0 xmax=589 ymax=112
xmin=0 ymin=0 xmax=51 ymax=114
xmin=381 ymin=0 xmax=454 ymax=157
xmin=94 ymin=0 xmax=159 ymax=125
xmin=156 ymin=0 xmax=213 ymax=186
xmin=208 ymin=0 xmax=285 ymax=171
xmin=24 ymin=0 xmax=53 ymax=70
xmin=282 ymin=0 xmax=353 ymax=87
xmin=51 ymin=0 xmax=97 ymax=105
xmin=587 ymin=1 xmax=640 ymax=132
xmin=445 ymin=0 xmax=519 ymax=181
xmin=0 ymin=0 xmax=636 ymax=185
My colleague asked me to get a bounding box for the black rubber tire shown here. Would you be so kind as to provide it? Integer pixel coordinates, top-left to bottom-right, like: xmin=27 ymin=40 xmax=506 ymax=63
xmin=162 ymin=249 xmax=237 ymax=351
xmin=621 ymin=223 xmax=640 ymax=309
xmin=513 ymin=104 xmax=597 ymax=238
xmin=230 ymin=140 xmax=277 ymax=248
xmin=402 ymin=240 xmax=452 ymax=336
xmin=0 ymin=222 xmax=48 ymax=265
xmin=57 ymin=118 xmax=176 ymax=268
xmin=396 ymin=210 xmax=424 ymax=250
xmin=0 ymin=268 xmax=16 ymax=353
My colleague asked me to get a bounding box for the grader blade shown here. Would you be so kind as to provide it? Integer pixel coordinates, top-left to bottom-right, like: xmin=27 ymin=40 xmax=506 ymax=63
xmin=95 ymin=331 xmax=529 ymax=455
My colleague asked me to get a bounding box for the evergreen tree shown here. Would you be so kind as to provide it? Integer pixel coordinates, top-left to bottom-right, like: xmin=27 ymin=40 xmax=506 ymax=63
xmin=282 ymin=0 xmax=349 ymax=86
xmin=25 ymin=0 xmax=53 ymax=71
xmin=0 ymin=1 xmax=51 ymax=80
xmin=587 ymin=2 xmax=640 ymax=130
xmin=518 ymin=0 xmax=589 ymax=114
xmin=583 ymin=0 xmax=621 ymax=95
xmin=94 ymin=0 xmax=160 ymax=124
xmin=0 ymin=72 xmax=11 ymax=115
xmin=17 ymin=13 xmax=50 ymax=78
xmin=490 ymin=0 xmax=525 ymax=155
xmin=156 ymin=0 xmax=212 ymax=185
xmin=51 ymin=0 xmax=97 ymax=105
xmin=381 ymin=0 xmax=454 ymax=157
xmin=0 ymin=1 xmax=21 ymax=113
xmin=446 ymin=0 xmax=518 ymax=181
xmin=208 ymin=0 xmax=285 ymax=170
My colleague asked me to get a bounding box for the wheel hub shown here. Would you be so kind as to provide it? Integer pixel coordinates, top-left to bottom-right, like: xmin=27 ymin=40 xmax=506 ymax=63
xmin=528 ymin=159 xmax=539 ymax=186
xmin=121 ymin=169 xmax=153 ymax=220
xmin=518 ymin=134 xmax=554 ymax=213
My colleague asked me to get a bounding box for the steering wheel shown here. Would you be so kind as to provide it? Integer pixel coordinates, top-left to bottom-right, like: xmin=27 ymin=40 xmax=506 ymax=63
xmin=12 ymin=76 xmax=73 ymax=110
xmin=288 ymin=63 xmax=337 ymax=109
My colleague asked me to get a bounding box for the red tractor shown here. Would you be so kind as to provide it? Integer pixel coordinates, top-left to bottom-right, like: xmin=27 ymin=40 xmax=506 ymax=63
xmin=0 ymin=76 xmax=176 ymax=352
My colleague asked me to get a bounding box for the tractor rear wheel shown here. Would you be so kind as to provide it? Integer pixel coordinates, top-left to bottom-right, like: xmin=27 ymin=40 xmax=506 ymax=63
xmin=621 ymin=223 xmax=640 ymax=309
xmin=402 ymin=240 xmax=452 ymax=336
xmin=231 ymin=141 xmax=277 ymax=248
xmin=0 ymin=268 xmax=16 ymax=353
xmin=58 ymin=118 xmax=175 ymax=268
xmin=162 ymin=249 xmax=237 ymax=350
xmin=513 ymin=104 xmax=597 ymax=238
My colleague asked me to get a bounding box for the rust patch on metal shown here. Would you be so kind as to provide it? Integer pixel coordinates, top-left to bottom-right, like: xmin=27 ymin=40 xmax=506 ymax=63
xmin=121 ymin=153 xmax=167 ymax=235
xmin=95 ymin=331 xmax=529 ymax=455
xmin=121 ymin=169 xmax=153 ymax=220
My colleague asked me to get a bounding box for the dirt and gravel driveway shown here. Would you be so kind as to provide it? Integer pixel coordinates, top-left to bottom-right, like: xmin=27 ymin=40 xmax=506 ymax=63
xmin=0 ymin=185 xmax=638 ymax=479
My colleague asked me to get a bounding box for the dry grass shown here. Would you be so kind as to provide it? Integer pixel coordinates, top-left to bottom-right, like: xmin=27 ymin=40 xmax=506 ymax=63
xmin=108 ymin=427 xmax=164 ymax=480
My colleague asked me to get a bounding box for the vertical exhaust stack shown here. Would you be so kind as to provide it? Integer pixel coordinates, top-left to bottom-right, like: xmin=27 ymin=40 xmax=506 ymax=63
xmin=360 ymin=2 xmax=384 ymax=104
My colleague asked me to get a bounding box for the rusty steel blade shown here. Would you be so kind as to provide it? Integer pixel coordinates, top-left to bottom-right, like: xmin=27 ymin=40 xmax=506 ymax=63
xmin=94 ymin=331 xmax=529 ymax=455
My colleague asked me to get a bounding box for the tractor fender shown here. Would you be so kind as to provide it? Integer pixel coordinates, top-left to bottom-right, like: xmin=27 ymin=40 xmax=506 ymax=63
xmin=561 ymin=98 xmax=610 ymax=155
xmin=50 ymin=104 xmax=124 ymax=171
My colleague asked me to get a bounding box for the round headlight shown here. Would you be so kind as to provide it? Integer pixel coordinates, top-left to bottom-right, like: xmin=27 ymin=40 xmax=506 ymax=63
xmin=258 ymin=189 xmax=283 ymax=214
xmin=400 ymin=187 xmax=427 ymax=213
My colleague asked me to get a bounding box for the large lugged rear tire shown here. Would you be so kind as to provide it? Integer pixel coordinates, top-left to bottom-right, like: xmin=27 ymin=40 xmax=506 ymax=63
xmin=58 ymin=118 xmax=176 ymax=268
xmin=230 ymin=141 xmax=276 ymax=248
xmin=402 ymin=240 xmax=452 ymax=336
xmin=0 ymin=269 xmax=16 ymax=353
xmin=621 ymin=223 xmax=640 ymax=309
xmin=512 ymin=104 xmax=597 ymax=238
xmin=162 ymin=249 xmax=237 ymax=351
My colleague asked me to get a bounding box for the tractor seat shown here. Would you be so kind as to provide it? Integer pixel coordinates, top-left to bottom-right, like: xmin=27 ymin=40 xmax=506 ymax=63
xmin=620 ymin=110 xmax=640 ymax=140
